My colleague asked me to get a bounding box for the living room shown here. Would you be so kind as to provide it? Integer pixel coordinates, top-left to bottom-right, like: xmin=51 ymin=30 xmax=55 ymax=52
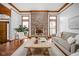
xmin=0 ymin=3 xmax=79 ymax=56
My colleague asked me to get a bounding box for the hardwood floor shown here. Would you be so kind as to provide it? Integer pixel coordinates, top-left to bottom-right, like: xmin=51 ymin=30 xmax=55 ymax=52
xmin=0 ymin=39 xmax=24 ymax=56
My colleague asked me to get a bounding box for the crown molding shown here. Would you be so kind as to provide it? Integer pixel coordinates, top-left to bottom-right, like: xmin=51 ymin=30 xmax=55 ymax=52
xmin=58 ymin=3 xmax=73 ymax=15
xmin=8 ymin=3 xmax=72 ymax=13
xmin=8 ymin=3 xmax=20 ymax=12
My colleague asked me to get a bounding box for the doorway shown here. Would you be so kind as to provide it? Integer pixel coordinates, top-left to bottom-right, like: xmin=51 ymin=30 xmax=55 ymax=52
xmin=0 ymin=21 xmax=9 ymax=43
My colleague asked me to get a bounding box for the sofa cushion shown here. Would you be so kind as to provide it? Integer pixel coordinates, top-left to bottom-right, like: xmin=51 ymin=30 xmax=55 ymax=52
xmin=75 ymin=35 xmax=79 ymax=44
xmin=53 ymin=39 xmax=71 ymax=55
xmin=54 ymin=38 xmax=71 ymax=51
xmin=67 ymin=37 xmax=76 ymax=44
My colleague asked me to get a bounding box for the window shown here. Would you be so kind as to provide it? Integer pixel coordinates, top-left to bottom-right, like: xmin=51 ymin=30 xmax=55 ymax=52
xmin=22 ymin=16 xmax=29 ymax=28
xmin=49 ymin=16 xmax=56 ymax=20
xmin=23 ymin=16 xmax=29 ymax=19
xmin=49 ymin=16 xmax=57 ymax=36
xmin=22 ymin=16 xmax=29 ymax=35
xmin=23 ymin=21 xmax=28 ymax=28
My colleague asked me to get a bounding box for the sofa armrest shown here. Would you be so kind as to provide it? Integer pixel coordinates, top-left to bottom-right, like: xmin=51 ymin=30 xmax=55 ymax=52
xmin=71 ymin=43 xmax=76 ymax=54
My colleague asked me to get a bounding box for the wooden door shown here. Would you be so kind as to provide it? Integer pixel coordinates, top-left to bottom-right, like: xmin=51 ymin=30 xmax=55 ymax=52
xmin=0 ymin=22 xmax=7 ymax=43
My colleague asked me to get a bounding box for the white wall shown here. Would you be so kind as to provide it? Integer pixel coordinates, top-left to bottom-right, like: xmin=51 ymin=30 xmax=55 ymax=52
xmin=57 ymin=4 xmax=79 ymax=34
xmin=0 ymin=14 xmax=10 ymax=19
xmin=10 ymin=10 xmax=22 ymax=40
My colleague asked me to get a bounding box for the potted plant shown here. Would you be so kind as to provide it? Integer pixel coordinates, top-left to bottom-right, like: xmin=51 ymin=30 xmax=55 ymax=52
xmin=15 ymin=25 xmax=28 ymax=35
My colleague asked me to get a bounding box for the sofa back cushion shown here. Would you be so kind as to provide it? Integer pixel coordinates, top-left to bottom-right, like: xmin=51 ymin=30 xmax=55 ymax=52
xmin=62 ymin=32 xmax=77 ymax=40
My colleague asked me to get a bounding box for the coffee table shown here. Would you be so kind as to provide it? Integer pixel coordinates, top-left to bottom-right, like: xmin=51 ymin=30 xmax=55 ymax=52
xmin=24 ymin=41 xmax=51 ymax=56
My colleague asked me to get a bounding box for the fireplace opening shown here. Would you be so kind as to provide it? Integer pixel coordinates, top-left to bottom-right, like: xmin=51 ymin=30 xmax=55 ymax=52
xmin=35 ymin=27 xmax=43 ymax=36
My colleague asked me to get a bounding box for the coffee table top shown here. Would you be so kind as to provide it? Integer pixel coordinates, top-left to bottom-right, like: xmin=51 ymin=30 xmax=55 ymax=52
xmin=24 ymin=37 xmax=51 ymax=48
xmin=24 ymin=42 xmax=51 ymax=48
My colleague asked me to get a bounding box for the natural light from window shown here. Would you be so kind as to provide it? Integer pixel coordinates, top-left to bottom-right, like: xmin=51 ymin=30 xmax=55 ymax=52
xmin=23 ymin=17 xmax=29 ymax=19
xmin=49 ymin=16 xmax=56 ymax=36
xmin=23 ymin=21 xmax=28 ymax=28
xmin=49 ymin=16 xmax=56 ymax=19
xmin=22 ymin=16 xmax=29 ymax=28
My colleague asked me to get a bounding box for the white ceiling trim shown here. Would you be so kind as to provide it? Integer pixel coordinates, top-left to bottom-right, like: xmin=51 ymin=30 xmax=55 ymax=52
xmin=11 ymin=3 xmax=66 ymax=12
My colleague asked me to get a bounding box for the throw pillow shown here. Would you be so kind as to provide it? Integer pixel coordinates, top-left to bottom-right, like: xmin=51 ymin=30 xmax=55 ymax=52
xmin=67 ymin=37 xmax=76 ymax=44
xmin=75 ymin=35 xmax=79 ymax=45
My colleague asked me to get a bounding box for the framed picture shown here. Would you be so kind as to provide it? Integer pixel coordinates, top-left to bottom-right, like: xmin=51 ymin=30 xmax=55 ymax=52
xmin=69 ymin=15 xmax=79 ymax=29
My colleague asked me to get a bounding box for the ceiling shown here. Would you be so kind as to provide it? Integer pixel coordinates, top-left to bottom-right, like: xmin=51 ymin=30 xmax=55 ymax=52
xmin=9 ymin=3 xmax=68 ymax=12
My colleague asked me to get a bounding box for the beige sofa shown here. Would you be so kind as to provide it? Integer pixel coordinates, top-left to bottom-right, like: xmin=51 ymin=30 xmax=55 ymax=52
xmin=53 ymin=32 xmax=77 ymax=56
